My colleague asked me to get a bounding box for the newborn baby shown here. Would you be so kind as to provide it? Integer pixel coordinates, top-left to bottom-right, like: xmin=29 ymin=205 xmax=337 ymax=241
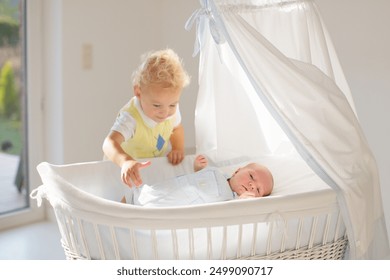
xmin=123 ymin=155 xmax=274 ymax=207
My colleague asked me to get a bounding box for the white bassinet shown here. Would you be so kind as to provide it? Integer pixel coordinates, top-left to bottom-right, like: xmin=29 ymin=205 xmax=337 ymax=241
xmin=31 ymin=0 xmax=389 ymax=260
xmin=33 ymin=154 xmax=347 ymax=260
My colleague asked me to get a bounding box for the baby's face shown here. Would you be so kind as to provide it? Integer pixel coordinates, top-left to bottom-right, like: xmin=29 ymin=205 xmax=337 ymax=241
xmin=135 ymin=84 xmax=181 ymax=123
xmin=228 ymin=164 xmax=273 ymax=198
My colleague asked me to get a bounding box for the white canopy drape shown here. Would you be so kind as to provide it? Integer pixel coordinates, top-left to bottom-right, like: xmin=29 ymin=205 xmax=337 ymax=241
xmin=186 ymin=0 xmax=389 ymax=259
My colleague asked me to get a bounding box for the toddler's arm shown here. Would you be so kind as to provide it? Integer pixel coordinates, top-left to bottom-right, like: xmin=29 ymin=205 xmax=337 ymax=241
xmin=103 ymin=131 xmax=150 ymax=187
xmin=168 ymin=124 xmax=185 ymax=165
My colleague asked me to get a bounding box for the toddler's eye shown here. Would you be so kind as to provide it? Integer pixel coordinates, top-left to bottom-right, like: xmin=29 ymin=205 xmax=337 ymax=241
xmin=153 ymin=104 xmax=161 ymax=108
xmin=170 ymin=104 xmax=177 ymax=108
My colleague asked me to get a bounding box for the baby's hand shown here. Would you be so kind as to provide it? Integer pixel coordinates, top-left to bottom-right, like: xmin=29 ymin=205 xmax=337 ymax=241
xmin=121 ymin=160 xmax=151 ymax=187
xmin=194 ymin=155 xmax=208 ymax=172
xmin=238 ymin=191 xmax=256 ymax=199
xmin=167 ymin=149 xmax=184 ymax=165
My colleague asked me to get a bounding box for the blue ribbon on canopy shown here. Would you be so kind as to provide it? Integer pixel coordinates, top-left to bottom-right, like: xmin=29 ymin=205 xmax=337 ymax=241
xmin=185 ymin=0 xmax=225 ymax=57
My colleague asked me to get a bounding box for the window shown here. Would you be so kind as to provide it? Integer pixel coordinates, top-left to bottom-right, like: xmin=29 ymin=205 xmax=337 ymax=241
xmin=0 ymin=0 xmax=27 ymax=215
xmin=0 ymin=0 xmax=44 ymax=229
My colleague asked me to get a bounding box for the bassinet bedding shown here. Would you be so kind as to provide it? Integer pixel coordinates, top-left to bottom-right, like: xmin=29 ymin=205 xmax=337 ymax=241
xmin=33 ymin=154 xmax=347 ymax=260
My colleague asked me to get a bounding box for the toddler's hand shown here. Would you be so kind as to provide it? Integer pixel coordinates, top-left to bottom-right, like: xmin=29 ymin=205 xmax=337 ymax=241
xmin=194 ymin=154 xmax=208 ymax=172
xmin=167 ymin=149 xmax=184 ymax=165
xmin=121 ymin=160 xmax=151 ymax=187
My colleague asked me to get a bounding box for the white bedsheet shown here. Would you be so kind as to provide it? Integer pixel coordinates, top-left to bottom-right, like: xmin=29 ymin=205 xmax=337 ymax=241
xmin=36 ymin=153 xmax=333 ymax=206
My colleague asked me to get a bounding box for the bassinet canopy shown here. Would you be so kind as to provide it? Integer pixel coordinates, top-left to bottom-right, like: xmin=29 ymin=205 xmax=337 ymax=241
xmin=185 ymin=0 xmax=389 ymax=259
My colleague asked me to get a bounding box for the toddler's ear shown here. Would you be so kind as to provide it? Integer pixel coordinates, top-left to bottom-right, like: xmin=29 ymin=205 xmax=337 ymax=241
xmin=134 ymin=85 xmax=141 ymax=98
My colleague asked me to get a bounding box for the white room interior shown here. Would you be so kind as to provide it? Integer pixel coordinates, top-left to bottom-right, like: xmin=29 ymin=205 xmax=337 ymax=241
xmin=0 ymin=0 xmax=389 ymax=259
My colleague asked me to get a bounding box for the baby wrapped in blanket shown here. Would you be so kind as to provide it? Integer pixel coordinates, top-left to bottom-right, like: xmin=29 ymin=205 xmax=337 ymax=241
xmin=124 ymin=155 xmax=273 ymax=207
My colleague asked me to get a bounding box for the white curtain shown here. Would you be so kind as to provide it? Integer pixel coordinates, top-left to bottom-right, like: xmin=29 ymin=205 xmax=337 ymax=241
xmin=186 ymin=0 xmax=389 ymax=259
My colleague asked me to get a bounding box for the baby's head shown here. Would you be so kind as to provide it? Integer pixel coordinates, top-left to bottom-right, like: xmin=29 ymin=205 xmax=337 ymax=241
xmin=132 ymin=49 xmax=190 ymax=123
xmin=228 ymin=163 xmax=273 ymax=198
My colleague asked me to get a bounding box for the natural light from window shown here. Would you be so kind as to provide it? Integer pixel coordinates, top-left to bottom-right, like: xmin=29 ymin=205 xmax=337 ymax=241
xmin=0 ymin=0 xmax=28 ymax=215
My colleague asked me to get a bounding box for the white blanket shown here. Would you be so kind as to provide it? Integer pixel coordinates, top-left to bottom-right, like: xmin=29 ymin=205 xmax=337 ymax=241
xmin=128 ymin=167 xmax=234 ymax=207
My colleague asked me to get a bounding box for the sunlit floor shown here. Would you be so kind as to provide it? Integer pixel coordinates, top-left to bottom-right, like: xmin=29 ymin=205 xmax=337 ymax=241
xmin=0 ymin=220 xmax=65 ymax=260
xmin=0 ymin=153 xmax=65 ymax=260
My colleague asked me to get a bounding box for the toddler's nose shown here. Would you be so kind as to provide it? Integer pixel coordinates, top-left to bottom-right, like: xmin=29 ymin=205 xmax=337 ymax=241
xmin=158 ymin=110 xmax=168 ymax=119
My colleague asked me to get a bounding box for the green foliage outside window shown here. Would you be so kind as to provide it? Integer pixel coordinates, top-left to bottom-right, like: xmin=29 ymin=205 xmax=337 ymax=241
xmin=0 ymin=0 xmax=19 ymax=46
xmin=0 ymin=60 xmax=19 ymax=119
xmin=0 ymin=17 xmax=19 ymax=46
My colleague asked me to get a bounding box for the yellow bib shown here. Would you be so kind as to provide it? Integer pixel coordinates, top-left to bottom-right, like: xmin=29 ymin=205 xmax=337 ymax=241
xmin=120 ymin=100 xmax=174 ymax=158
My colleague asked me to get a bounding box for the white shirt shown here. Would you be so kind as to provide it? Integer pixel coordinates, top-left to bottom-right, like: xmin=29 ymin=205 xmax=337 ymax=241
xmin=111 ymin=97 xmax=182 ymax=141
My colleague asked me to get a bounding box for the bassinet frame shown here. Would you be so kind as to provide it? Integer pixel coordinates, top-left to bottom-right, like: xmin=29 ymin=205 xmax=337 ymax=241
xmin=61 ymin=238 xmax=348 ymax=260
xmin=57 ymin=220 xmax=348 ymax=260
xmin=37 ymin=186 xmax=348 ymax=260
xmin=32 ymin=158 xmax=349 ymax=260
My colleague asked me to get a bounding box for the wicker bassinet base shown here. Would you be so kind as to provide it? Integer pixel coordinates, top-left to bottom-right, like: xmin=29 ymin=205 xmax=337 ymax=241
xmin=60 ymin=237 xmax=348 ymax=260
xmin=240 ymin=237 xmax=348 ymax=260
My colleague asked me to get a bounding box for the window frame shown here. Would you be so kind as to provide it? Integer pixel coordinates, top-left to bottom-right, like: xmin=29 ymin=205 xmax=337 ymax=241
xmin=0 ymin=0 xmax=45 ymax=231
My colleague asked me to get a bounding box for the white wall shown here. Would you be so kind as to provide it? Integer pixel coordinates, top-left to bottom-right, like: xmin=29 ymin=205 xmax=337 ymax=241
xmin=43 ymin=0 xmax=199 ymax=164
xmin=39 ymin=0 xmax=390 ymax=242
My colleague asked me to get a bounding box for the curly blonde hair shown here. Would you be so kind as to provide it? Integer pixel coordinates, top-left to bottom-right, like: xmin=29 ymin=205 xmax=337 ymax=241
xmin=132 ymin=49 xmax=190 ymax=89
